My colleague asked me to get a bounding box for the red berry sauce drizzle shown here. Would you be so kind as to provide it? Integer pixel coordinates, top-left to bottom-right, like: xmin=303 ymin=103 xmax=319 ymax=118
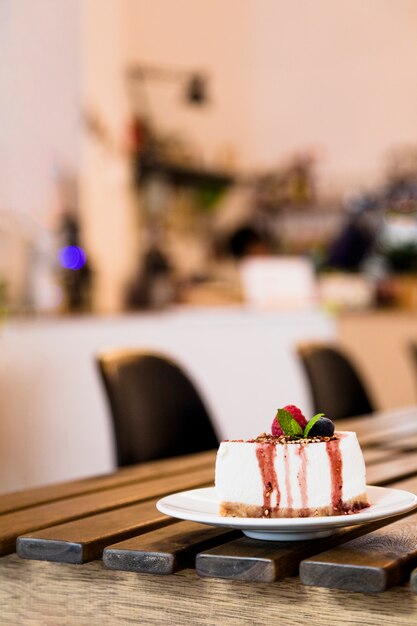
xmin=296 ymin=446 xmax=308 ymax=514
xmin=284 ymin=447 xmax=293 ymax=510
xmin=326 ymin=438 xmax=343 ymax=511
xmin=255 ymin=443 xmax=280 ymax=516
xmin=255 ymin=436 xmax=347 ymax=516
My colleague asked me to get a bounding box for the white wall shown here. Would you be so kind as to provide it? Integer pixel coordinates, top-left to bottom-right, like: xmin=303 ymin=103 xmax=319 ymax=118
xmin=248 ymin=0 xmax=417 ymax=194
xmin=0 ymin=0 xmax=81 ymax=217
xmin=126 ymin=0 xmax=417 ymax=193
xmin=125 ymin=0 xmax=254 ymax=169
xmin=7 ymin=0 xmax=417 ymax=217
xmin=79 ymin=0 xmax=138 ymax=313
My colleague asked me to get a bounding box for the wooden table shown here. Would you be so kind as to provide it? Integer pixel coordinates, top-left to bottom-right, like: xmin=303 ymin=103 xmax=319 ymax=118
xmin=2 ymin=408 xmax=417 ymax=625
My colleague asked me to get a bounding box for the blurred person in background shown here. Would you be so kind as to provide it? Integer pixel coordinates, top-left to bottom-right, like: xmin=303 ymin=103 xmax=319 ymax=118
xmin=326 ymin=196 xmax=382 ymax=272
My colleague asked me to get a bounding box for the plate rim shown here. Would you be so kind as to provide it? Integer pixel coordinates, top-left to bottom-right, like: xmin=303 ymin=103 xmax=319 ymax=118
xmin=156 ymin=485 xmax=417 ymax=531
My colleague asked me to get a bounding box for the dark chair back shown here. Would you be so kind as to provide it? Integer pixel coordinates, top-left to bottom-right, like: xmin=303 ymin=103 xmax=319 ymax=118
xmin=97 ymin=350 xmax=219 ymax=466
xmin=409 ymin=342 xmax=417 ymax=383
xmin=296 ymin=342 xmax=375 ymax=420
xmin=410 ymin=342 xmax=417 ymax=363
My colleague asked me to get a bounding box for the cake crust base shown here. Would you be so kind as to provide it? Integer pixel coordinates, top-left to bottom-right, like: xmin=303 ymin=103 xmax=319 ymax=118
xmin=219 ymin=494 xmax=369 ymax=518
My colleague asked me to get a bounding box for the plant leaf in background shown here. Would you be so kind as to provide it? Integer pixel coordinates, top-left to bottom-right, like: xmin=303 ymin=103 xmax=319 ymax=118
xmin=276 ymin=408 xmax=303 ymax=437
xmin=303 ymin=413 xmax=325 ymax=438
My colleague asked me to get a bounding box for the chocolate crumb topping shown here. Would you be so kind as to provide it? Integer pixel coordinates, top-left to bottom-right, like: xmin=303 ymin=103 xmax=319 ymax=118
xmin=226 ymin=433 xmax=339 ymax=445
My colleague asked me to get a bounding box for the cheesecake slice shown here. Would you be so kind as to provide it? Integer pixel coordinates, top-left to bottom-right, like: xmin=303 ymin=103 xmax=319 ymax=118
xmin=215 ymin=431 xmax=369 ymax=518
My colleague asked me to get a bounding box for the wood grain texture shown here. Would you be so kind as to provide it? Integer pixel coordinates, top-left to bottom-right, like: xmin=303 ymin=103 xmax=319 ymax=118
xmin=195 ymin=475 xmax=417 ymax=583
xmin=15 ymin=448 xmax=417 ymax=568
xmin=0 ymin=554 xmax=416 ymax=626
xmin=16 ymin=499 xmax=176 ymax=564
xmin=390 ymin=474 xmax=417 ymax=493
xmin=196 ymin=474 xmax=417 ymax=583
xmin=358 ymin=422 xmax=417 ymax=447
xmin=337 ymin=407 xmax=417 ymax=435
xmin=382 ymin=433 xmax=417 ymax=452
xmin=2 ymin=433 xmax=417 ymax=623
xmin=0 ymin=450 xmax=215 ymax=515
xmin=195 ymin=512 xmax=414 ymax=583
xmin=410 ymin=566 xmax=417 ymax=593
xmin=103 ymin=521 xmax=239 ymax=574
xmin=362 ymin=447 xmax=403 ymax=465
xmin=300 ymin=511 xmax=417 ymax=593
xmin=0 ymin=467 xmax=213 ymax=556
xmin=367 ymin=452 xmax=417 ymax=486
xmin=337 ymin=408 xmax=417 ymax=448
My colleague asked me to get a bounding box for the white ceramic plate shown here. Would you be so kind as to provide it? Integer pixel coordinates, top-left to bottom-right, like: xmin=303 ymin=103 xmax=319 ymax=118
xmin=156 ymin=486 xmax=417 ymax=541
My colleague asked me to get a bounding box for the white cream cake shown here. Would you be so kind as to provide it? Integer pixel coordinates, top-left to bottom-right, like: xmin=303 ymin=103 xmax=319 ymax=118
xmin=215 ymin=431 xmax=369 ymax=518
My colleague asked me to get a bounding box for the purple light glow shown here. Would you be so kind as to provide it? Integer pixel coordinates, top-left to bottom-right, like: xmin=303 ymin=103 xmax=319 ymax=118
xmin=58 ymin=246 xmax=87 ymax=270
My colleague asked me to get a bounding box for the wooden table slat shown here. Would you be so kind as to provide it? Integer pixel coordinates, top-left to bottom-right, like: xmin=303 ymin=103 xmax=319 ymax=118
xmin=293 ymin=457 xmax=417 ymax=595
xmin=195 ymin=475 xmax=417 ymax=582
xmin=195 ymin=511 xmax=414 ymax=583
xmin=2 ymin=555 xmax=417 ymax=626
xmin=16 ymin=499 xmax=175 ymax=563
xmin=0 ymin=450 xmax=215 ymax=515
xmin=0 ymin=467 xmax=213 ymax=556
xmin=410 ymin=567 xmax=417 ymax=593
xmin=12 ymin=432 xmax=417 ymax=567
xmin=336 ymin=407 xmax=417 ymax=436
xmin=362 ymin=447 xmax=405 ymax=466
xmin=366 ymin=451 xmax=417 ymax=486
xmin=3 ymin=408 xmax=417 ymax=624
xmin=299 ymin=511 xmax=417 ymax=593
xmin=103 ymin=521 xmax=240 ymax=574
xmin=358 ymin=422 xmax=417 ymax=448
xmin=380 ymin=433 xmax=417 ymax=452
xmin=14 ymin=447 xmax=417 ymax=567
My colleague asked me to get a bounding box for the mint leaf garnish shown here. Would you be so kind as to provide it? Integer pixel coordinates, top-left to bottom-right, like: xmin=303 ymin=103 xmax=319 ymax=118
xmin=277 ymin=408 xmax=304 ymax=437
xmin=303 ymin=413 xmax=325 ymax=438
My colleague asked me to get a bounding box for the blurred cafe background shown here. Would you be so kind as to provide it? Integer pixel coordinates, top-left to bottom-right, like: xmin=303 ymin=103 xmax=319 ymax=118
xmin=1 ymin=0 xmax=417 ymax=493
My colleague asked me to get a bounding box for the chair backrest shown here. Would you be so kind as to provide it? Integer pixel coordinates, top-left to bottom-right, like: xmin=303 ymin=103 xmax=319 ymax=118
xmin=97 ymin=350 xmax=219 ymax=466
xmin=296 ymin=342 xmax=375 ymax=420
xmin=409 ymin=342 xmax=417 ymax=383
xmin=410 ymin=342 xmax=417 ymax=363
